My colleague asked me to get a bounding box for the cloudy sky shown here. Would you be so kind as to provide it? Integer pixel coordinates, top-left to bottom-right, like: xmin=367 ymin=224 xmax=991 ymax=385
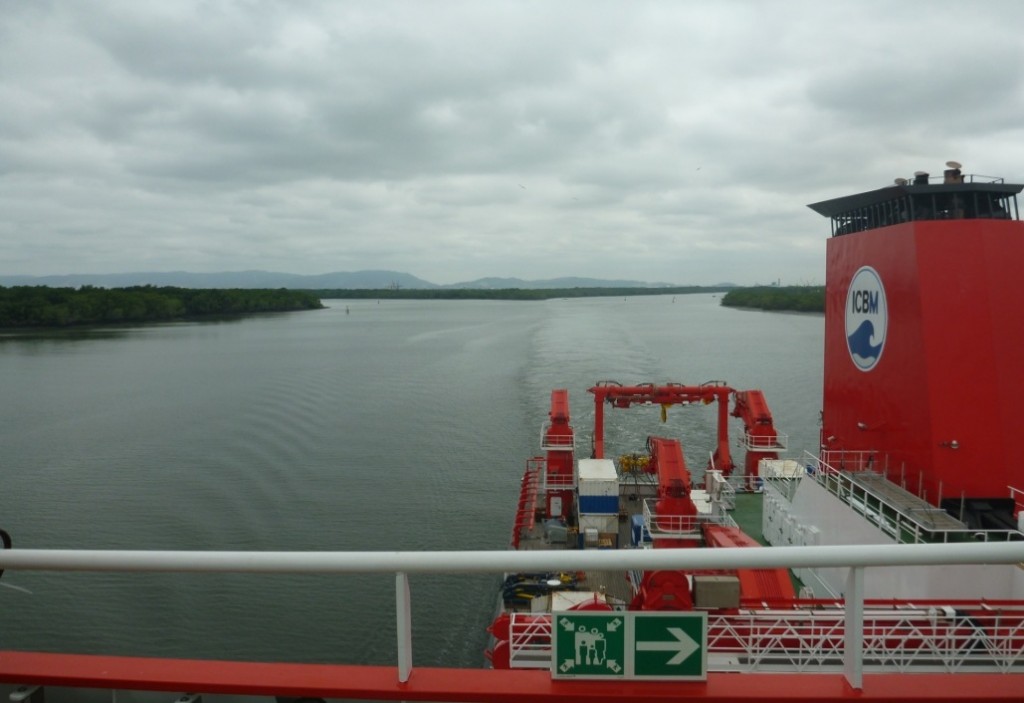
xmin=2 ymin=1 xmax=1023 ymax=286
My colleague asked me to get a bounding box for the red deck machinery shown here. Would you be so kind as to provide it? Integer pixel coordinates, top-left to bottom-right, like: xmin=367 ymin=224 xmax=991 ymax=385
xmin=541 ymin=389 xmax=575 ymax=521
xmin=511 ymin=390 xmax=575 ymax=547
xmin=589 ymin=381 xmax=783 ymax=482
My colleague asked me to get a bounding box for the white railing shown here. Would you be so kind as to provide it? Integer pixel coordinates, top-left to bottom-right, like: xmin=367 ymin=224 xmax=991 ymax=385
xmin=1011 ymin=485 xmax=1024 ymax=527
xmin=539 ymin=422 xmax=575 ymax=451
xmin=810 ymin=452 xmax=1021 ymax=544
xmin=508 ymin=606 xmax=1024 ymax=674
xmin=508 ymin=613 xmax=554 ymax=668
xmin=819 ymin=449 xmax=880 ymax=473
xmin=706 ymin=469 xmax=741 ymax=509
xmin=705 ymin=467 xmax=762 ymax=500
xmin=642 ymin=498 xmax=738 ymax=537
xmin=3 ymin=542 xmax=1024 ymax=690
xmin=543 ymin=471 xmax=575 ymax=490
xmin=761 ymin=475 xmax=803 ymax=502
xmin=743 ymin=432 xmax=789 ymax=451
xmin=704 ymin=607 xmax=1024 ymax=674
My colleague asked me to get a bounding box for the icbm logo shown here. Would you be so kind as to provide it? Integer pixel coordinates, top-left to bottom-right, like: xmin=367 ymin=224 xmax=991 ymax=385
xmin=845 ymin=266 xmax=887 ymax=371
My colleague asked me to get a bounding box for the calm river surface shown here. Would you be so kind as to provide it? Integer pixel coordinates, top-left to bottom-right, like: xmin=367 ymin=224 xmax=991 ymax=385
xmin=0 ymin=294 xmax=822 ymax=667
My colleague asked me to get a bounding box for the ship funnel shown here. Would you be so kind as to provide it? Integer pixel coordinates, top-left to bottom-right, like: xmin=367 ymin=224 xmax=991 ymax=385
xmin=913 ymin=171 xmax=929 ymax=185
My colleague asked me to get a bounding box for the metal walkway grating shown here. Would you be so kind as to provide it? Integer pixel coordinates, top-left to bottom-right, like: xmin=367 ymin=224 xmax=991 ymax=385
xmin=844 ymin=471 xmax=967 ymax=533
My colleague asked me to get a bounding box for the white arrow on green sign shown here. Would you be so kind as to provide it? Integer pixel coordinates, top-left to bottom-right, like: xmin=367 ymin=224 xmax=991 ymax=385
xmin=632 ymin=613 xmax=706 ymax=679
xmin=636 ymin=626 xmax=700 ymax=664
xmin=551 ymin=611 xmax=707 ymax=681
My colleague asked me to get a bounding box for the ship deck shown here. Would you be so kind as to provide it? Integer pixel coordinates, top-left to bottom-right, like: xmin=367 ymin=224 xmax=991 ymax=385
xmin=729 ymin=491 xmax=767 ymax=545
xmin=510 ymin=477 xmax=777 ymax=610
xmin=514 ymin=508 xmax=640 ymax=607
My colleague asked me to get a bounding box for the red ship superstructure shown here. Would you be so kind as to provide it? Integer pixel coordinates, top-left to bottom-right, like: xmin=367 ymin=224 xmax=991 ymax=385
xmin=811 ymin=163 xmax=1024 ymax=531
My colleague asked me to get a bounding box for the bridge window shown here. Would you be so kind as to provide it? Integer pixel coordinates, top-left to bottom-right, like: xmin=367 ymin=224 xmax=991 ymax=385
xmin=830 ymin=190 xmax=1019 ymax=237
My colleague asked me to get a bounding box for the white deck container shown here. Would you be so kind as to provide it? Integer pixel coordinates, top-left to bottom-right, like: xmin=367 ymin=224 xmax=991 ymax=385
xmin=577 ymin=458 xmax=618 ymax=514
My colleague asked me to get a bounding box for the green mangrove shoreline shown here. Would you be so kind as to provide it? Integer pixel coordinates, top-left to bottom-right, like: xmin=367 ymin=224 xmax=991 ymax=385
xmin=0 ymin=286 xmax=323 ymax=329
xmin=1 ymin=283 xmax=823 ymax=329
xmin=720 ymin=286 xmax=824 ymax=313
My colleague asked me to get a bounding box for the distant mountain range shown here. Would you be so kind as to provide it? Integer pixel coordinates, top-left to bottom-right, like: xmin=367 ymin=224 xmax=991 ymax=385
xmin=0 ymin=270 xmax=717 ymax=290
xmin=444 ymin=276 xmax=685 ymax=290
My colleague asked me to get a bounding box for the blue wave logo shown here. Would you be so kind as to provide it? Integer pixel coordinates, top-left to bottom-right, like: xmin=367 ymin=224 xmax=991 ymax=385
xmin=845 ymin=267 xmax=887 ymax=371
xmin=847 ymin=320 xmax=882 ymax=364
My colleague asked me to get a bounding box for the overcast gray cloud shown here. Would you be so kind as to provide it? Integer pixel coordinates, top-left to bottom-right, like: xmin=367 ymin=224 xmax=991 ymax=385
xmin=2 ymin=0 xmax=1023 ymax=285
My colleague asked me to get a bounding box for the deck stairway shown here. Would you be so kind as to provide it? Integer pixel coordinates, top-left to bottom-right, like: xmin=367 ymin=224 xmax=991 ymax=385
xmin=818 ymin=468 xmax=969 ymax=543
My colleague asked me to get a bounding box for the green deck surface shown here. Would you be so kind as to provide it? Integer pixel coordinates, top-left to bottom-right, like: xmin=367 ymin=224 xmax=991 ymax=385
xmin=731 ymin=493 xmax=768 ymax=546
xmin=729 ymin=491 xmax=805 ymax=593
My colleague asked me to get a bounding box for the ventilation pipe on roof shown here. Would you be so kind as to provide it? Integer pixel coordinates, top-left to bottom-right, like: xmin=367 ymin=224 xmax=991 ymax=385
xmin=944 ymin=160 xmax=964 ymax=184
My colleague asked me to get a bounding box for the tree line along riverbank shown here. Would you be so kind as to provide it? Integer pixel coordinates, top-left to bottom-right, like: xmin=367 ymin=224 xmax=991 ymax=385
xmin=1 ymin=284 xmax=823 ymax=329
xmin=0 ymin=286 xmax=323 ymax=328
xmin=720 ymin=286 xmax=824 ymax=312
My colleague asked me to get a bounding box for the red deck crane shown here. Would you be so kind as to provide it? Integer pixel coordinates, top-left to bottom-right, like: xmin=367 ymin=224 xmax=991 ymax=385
xmin=588 ymin=381 xmax=783 ymax=481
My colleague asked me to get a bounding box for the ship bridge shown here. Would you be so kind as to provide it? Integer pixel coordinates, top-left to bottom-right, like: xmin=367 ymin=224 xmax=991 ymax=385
xmin=808 ymin=166 xmax=1023 ymax=237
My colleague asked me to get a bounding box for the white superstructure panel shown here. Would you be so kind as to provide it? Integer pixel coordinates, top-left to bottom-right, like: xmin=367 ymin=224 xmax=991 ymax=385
xmin=769 ymin=477 xmax=1020 ymax=600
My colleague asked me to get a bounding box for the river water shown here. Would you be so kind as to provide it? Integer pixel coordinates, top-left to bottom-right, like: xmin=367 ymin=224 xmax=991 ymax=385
xmin=0 ymin=294 xmax=822 ymax=667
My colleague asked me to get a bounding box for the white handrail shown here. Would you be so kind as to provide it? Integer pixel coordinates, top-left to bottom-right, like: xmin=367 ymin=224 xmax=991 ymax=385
xmin=1 ymin=541 xmax=1022 ymax=573
xmin=3 ymin=543 xmax=1023 ymax=691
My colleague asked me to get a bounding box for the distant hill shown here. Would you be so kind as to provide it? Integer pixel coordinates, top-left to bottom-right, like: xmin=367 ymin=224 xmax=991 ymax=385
xmin=0 ymin=270 xmax=438 ymax=290
xmin=446 ymin=276 xmax=680 ymax=289
xmin=0 ymin=270 xmax=709 ymax=290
